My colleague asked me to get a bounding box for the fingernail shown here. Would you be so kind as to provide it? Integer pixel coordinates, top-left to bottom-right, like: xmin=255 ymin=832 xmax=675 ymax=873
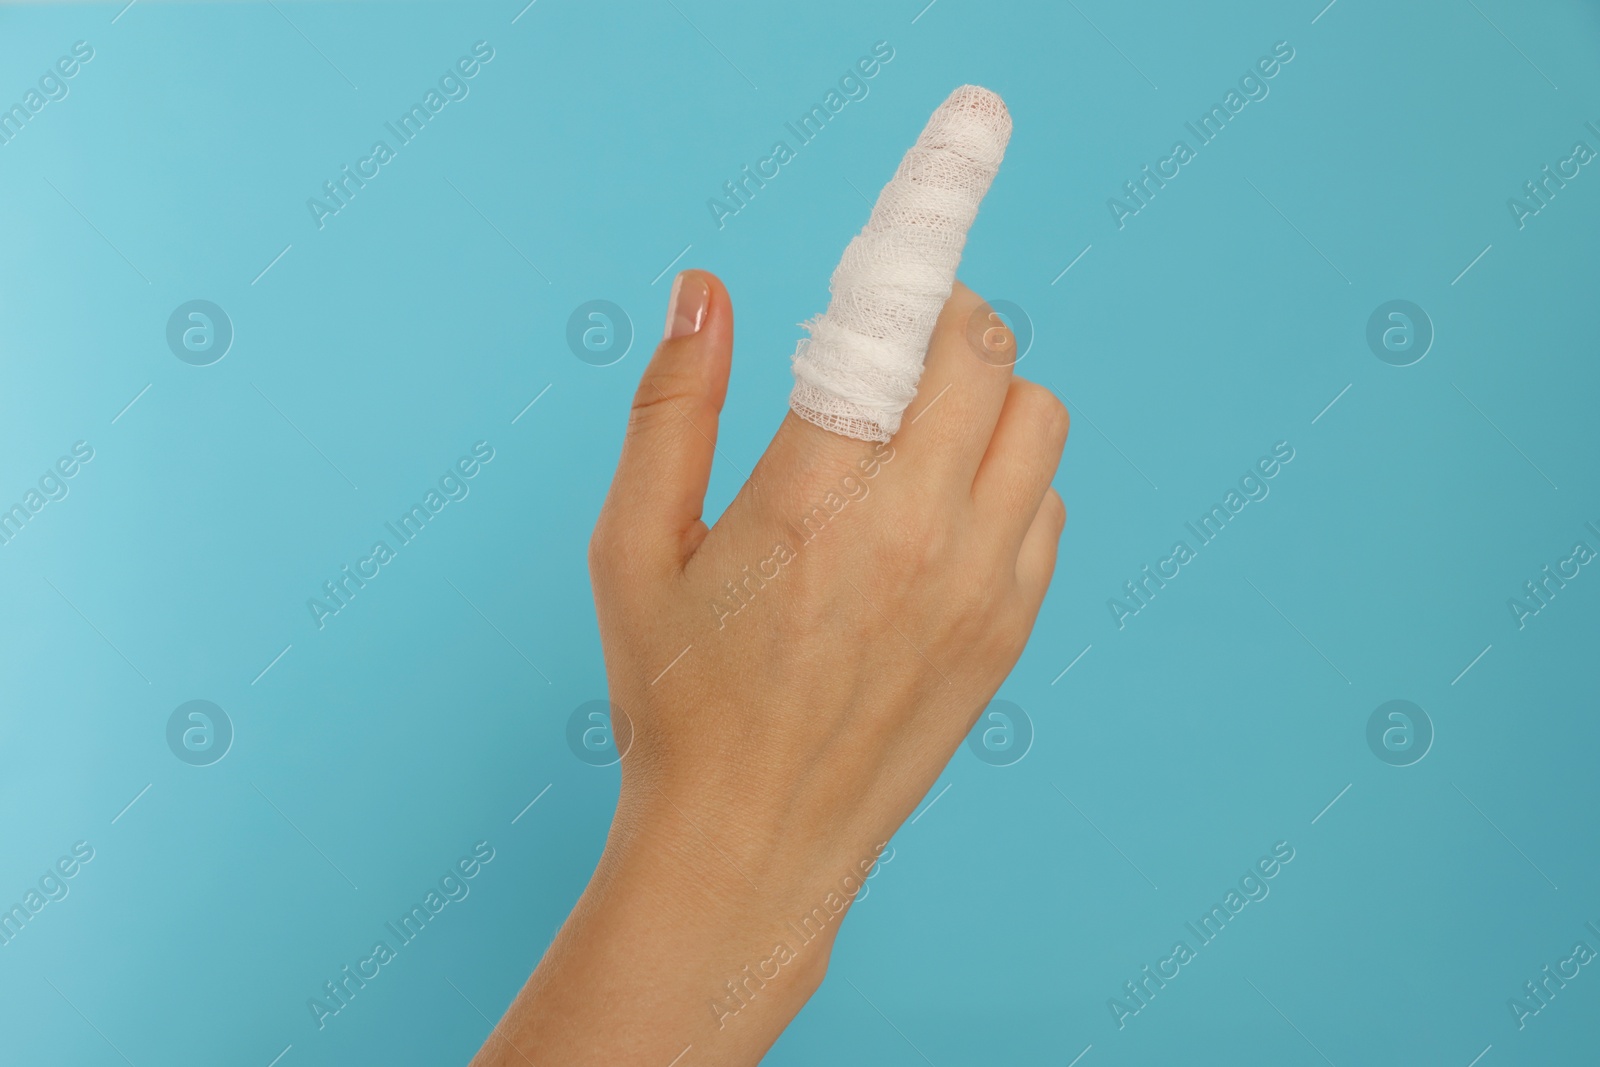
xmin=664 ymin=271 xmax=710 ymax=340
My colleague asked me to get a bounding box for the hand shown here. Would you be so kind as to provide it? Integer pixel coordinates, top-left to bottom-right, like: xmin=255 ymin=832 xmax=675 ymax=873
xmin=472 ymin=269 xmax=1068 ymax=1066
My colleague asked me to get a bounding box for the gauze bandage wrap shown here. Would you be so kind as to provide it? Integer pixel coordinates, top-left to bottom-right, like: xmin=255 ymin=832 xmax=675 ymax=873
xmin=789 ymin=85 xmax=1012 ymax=442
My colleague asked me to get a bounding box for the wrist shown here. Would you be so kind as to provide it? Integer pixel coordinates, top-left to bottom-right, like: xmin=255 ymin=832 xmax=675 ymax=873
xmin=608 ymin=773 xmax=885 ymax=943
xmin=567 ymin=808 xmax=837 ymax=1059
xmin=598 ymin=791 xmax=847 ymax=983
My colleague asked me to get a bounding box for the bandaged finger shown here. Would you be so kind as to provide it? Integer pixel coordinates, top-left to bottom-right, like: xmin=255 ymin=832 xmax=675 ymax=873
xmin=789 ymin=84 xmax=1012 ymax=442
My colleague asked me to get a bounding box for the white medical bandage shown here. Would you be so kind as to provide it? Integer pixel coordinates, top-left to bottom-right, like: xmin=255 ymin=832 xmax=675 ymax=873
xmin=789 ymin=84 xmax=1012 ymax=442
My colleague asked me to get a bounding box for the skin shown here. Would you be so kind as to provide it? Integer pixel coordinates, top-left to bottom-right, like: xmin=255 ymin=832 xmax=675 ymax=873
xmin=472 ymin=270 xmax=1068 ymax=1066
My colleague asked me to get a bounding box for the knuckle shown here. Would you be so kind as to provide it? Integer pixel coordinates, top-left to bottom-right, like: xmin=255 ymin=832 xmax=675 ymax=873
xmin=628 ymin=380 xmax=719 ymax=451
xmin=1017 ymin=380 xmax=1069 ymax=441
xmin=934 ymin=282 xmax=989 ymax=342
xmin=946 ymin=278 xmax=987 ymax=318
xmin=1044 ymin=488 xmax=1067 ymax=527
xmin=627 ymin=368 xmax=703 ymax=433
xmin=626 ymin=387 xmax=680 ymax=436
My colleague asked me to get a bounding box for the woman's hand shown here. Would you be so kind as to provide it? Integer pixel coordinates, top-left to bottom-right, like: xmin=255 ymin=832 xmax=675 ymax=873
xmin=473 ymin=269 xmax=1067 ymax=1066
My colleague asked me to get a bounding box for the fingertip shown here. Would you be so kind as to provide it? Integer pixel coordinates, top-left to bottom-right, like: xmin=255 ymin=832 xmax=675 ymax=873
xmin=666 ymin=269 xmax=730 ymax=339
xmin=943 ymin=84 xmax=1012 ymax=142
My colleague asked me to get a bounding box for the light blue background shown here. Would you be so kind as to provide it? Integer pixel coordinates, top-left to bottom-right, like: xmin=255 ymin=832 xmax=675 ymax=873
xmin=2 ymin=0 xmax=1598 ymax=1064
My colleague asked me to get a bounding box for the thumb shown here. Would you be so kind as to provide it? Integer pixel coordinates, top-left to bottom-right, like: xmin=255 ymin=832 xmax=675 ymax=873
xmin=596 ymin=269 xmax=731 ymax=572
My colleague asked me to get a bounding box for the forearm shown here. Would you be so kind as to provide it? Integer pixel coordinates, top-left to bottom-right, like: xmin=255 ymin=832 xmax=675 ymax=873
xmin=472 ymin=797 xmax=847 ymax=1066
